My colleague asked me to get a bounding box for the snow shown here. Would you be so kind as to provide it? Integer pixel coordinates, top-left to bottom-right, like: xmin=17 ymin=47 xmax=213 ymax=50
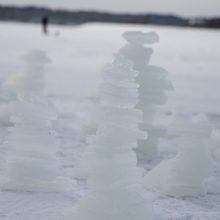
xmin=0 ymin=22 xmax=220 ymax=219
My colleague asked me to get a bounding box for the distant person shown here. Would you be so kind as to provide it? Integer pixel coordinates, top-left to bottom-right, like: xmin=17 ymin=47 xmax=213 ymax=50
xmin=42 ymin=16 xmax=49 ymax=35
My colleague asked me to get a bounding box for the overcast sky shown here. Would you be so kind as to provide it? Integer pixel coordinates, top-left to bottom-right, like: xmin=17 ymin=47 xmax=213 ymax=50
xmin=0 ymin=0 xmax=220 ymax=17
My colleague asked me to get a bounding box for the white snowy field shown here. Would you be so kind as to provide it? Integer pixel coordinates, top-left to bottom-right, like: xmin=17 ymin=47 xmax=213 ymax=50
xmin=0 ymin=22 xmax=220 ymax=220
xmin=1 ymin=22 xmax=220 ymax=113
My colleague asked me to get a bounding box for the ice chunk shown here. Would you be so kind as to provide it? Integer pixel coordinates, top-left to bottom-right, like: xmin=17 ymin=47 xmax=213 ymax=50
xmin=123 ymin=31 xmax=159 ymax=45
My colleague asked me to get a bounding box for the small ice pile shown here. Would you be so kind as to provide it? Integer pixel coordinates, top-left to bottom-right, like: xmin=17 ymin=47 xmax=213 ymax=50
xmin=0 ymin=50 xmax=64 ymax=192
xmin=144 ymin=111 xmax=213 ymax=197
xmin=65 ymin=34 xmax=161 ymax=220
xmin=120 ymin=31 xmax=173 ymax=161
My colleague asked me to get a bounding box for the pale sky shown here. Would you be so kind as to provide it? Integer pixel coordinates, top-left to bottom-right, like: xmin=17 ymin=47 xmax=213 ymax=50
xmin=0 ymin=0 xmax=220 ymax=17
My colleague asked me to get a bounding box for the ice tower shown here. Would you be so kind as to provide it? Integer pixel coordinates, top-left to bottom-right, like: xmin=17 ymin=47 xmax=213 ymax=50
xmin=119 ymin=31 xmax=173 ymax=160
xmin=66 ymin=42 xmax=160 ymax=220
xmin=0 ymin=50 xmax=62 ymax=192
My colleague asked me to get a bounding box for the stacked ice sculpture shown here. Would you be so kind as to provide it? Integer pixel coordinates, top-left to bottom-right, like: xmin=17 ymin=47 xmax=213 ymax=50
xmin=119 ymin=31 xmax=173 ymax=161
xmin=144 ymin=111 xmax=213 ymax=197
xmin=0 ymin=50 xmax=62 ymax=192
xmin=67 ymin=48 xmax=159 ymax=219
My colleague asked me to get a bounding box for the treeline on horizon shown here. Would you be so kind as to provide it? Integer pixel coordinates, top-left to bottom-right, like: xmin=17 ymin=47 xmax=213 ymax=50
xmin=0 ymin=5 xmax=220 ymax=29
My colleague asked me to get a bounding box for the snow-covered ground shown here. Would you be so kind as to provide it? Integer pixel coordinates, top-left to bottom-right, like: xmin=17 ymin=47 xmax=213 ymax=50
xmin=0 ymin=22 xmax=220 ymax=220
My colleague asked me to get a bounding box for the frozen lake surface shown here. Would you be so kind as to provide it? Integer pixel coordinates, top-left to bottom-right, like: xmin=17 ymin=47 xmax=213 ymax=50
xmin=0 ymin=22 xmax=220 ymax=219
